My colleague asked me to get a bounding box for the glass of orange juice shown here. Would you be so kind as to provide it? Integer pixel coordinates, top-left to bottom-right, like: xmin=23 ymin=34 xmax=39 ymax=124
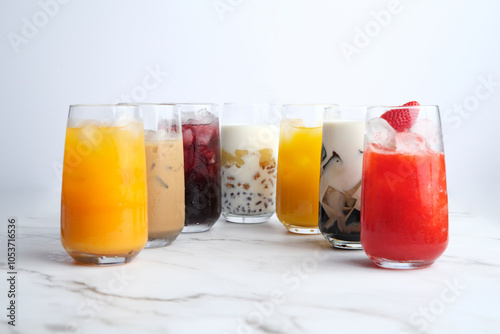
xmin=276 ymin=104 xmax=329 ymax=234
xmin=61 ymin=104 xmax=148 ymax=265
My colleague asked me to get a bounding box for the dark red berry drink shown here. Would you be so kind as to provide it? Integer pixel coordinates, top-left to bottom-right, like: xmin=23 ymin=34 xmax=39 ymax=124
xmin=179 ymin=104 xmax=221 ymax=232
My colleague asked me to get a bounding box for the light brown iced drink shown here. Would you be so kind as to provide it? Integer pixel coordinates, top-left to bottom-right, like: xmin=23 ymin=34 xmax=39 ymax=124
xmin=145 ymin=138 xmax=185 ymax=247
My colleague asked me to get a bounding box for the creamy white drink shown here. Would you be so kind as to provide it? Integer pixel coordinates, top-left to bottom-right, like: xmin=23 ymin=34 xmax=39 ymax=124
xmin=221 ymin=124 xmax=279 ymax=223
xmin=319 ymin=119 xmax=365 ymax=248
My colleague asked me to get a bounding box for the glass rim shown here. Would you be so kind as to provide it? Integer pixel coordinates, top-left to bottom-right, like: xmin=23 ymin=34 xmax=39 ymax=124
xmin=69 ymin=104 xmax=137 ymax=108
xmin=223 ymin=102 xmax=279 ymax=106
xmin=325 ymin=105 xmax=369 ymax=109
xmin=283 ymin=103 xmax=337 ymax=107
xmin=118 ymin=102 xmax=176 ymax=106
xmin=175 ymin=103 xmax=218 ymax=106
xmin=368 ymin=105 xmax=439 ymax=109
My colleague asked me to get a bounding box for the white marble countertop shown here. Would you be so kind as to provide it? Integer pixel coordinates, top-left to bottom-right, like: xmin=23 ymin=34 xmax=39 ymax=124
xmin=1 ymin=191 xmax=500 ymax=334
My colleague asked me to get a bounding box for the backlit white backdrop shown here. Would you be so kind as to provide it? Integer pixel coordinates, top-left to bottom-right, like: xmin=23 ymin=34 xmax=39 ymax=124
xmin=1 ymin=0 xmax=499 ymax=221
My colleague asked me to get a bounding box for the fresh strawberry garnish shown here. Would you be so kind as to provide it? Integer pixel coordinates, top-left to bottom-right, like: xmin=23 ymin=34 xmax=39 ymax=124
xmin=381 ymin=101 xmax=420 ymax=132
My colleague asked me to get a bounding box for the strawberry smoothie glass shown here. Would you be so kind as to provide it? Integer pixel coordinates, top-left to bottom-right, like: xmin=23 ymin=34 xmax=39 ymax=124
xmin=361 ymin=103 xmax=448 ymax=269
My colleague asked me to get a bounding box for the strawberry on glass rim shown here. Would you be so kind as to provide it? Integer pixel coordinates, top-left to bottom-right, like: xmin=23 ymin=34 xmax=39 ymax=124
xmin=381 ymin=101 xmax=420 ymax=132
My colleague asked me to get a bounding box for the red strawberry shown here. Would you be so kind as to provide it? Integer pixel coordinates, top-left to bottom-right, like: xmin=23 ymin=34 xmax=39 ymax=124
xmin=381 ymin=101 xmax=420 ymax=132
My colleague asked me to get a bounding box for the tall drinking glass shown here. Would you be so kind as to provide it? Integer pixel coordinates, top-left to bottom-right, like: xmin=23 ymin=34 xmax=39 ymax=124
xmin=139 ymin=103 xmax=185 ymax=247
xmin=319 ymin=106 xmax=365 ymax=249
xmin=361 ymin=104 xmax=448 ymax=269
xmin=178 ymin=103 xmax=221 ymax=233
xmin=61 ymin=104 xmax=147 ymax=265
xmin=221 ymin=103 xmax=280 ymax=223
xmin=276 ymin=104 xmax=327 ymax=234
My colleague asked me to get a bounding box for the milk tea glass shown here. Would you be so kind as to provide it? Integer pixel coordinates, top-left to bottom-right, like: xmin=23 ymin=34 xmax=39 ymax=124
xmin=319 ymin=106 xmax=365 ymax=249
xmin=61 ymin=104 xmax=147 ymax=265
xmin=178 ymin=104 xmax=222 ymax=233
xmin=137 ymin=103 xmax=185 ymax=248
xmin=361 ymin=105 xmax=448 ymax=269
xmin=276 ymin=104 xmax=327 ymax=234
xmin=221 ymin=103 xmax=280 ymax=223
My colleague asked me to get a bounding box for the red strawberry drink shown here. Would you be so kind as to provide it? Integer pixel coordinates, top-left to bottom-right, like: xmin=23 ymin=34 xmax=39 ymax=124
xmin=179 ymin=104 xmax=222 ymax=233
xmin=361 ymin=103 xmax=448 ymax=269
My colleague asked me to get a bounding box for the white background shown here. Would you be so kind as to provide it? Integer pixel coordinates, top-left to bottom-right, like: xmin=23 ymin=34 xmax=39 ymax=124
xmin=1 ymin=0 xmax=499 ymax=220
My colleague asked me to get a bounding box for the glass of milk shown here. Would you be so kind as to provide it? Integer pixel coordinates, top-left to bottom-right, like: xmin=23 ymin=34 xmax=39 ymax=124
xmin=319 ymin=106 xmax=366 ymax=249
xmin=221 ymin=103 xmax=281 ymax=223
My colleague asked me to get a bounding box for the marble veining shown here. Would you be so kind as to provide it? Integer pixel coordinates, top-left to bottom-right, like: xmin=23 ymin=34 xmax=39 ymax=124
xmin=1 ymin=192 xmax=500 ymax=334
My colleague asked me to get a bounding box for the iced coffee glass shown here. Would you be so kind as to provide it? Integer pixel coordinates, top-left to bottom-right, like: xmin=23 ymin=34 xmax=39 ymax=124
xmin=319 ymin=106 xmax=365 ymax=249
xmin=61 ymin=104 xmax=147 ymax=265
xmin=178 ymin=103 xmax=222 ymax=233
xmin=137 ymin=103 xmax=185 ymax=248
xmin=221 ymin=103 xmax=280 ymax=223
xmin=276 ymin=104 xmax=328 ymax=234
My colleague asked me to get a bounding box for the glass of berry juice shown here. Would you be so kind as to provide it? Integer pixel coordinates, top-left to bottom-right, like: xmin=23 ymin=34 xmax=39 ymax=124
xmin=178 ymin=104 xmax=221 ymax=233
xmin=361 ymin=103 xmax=448 ymax=269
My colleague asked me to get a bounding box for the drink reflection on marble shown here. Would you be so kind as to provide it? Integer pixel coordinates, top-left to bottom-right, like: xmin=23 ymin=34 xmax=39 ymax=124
xmin=138 ymin=103 xmax=185 ymax=248
xmin=361 ymin=104 xmax=448 ymax=269
xmin=276 ymin=104 xmax=327 ymax=234
xmin=179 ymin=103 xmax=222 ymax=233
xmin=319 ymin=106 xmax=365 ymax=249
xmin=61 ymin=104 xmax=148 ymax=265
xmin=221 ymin=104 xmax=280 ymax=223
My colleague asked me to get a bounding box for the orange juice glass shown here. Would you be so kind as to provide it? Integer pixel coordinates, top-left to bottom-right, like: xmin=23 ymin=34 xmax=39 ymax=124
xmin=61 ymin=104 xmax=148 ymax=265
xmin=276 ymin=104 xmax=328 ymax=234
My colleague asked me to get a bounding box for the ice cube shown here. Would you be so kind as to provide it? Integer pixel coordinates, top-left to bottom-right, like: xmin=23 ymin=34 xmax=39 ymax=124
xmin=196 ymin=125 xmax=215 ymax=146
xmin=121 ymin=121 xmax=143 ymax=139
xmin=112 ymin=112 xmax=135 ymax=127
xmin=411 ymin=119 xmax=443 ymax=151
xmin=79 ymin=123 xmax=103 ymax=144
xmin=395 ymin=132 xmax=427 ymax=153
xmin=181 ymin=109 xmax=216 ymax=125
xmin=181 ymin=111 xmax=197 ymax=124
xmin=144 ymin=129 xmax=157 ymax=142
xmin=183 ymin=128 xmax=194 ymax=146
xmin=284 ymin=119 xmax=305 ymax=128
xmin=155 ymin=129 xmax=176 ymax=141
xmin=197 ymin=108 xmax=216 ymax=125
xmin=365 ymin=118 xmax=397 ymax=150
